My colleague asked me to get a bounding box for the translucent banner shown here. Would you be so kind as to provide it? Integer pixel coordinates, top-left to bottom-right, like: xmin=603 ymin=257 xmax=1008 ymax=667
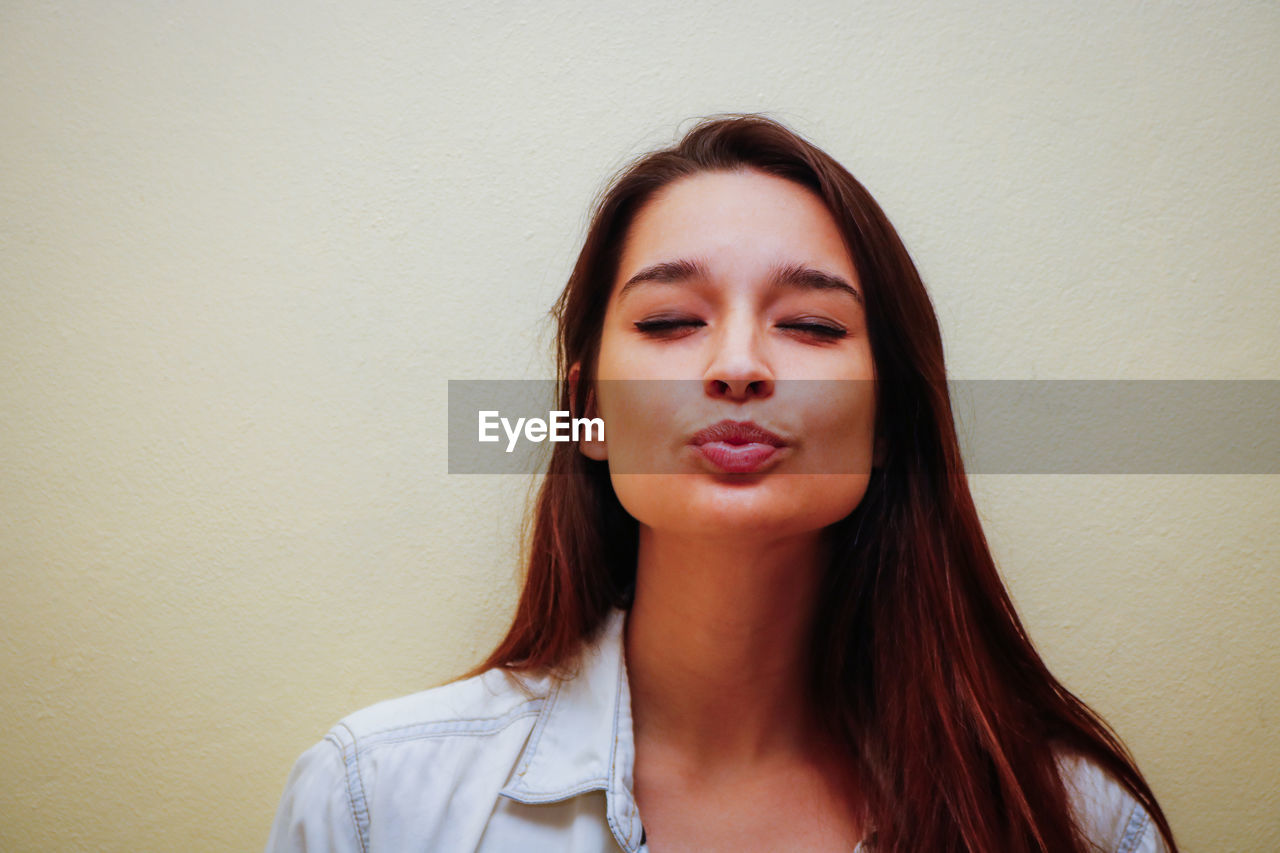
xmin=447 ymin=380 xmax=1280 ymax=475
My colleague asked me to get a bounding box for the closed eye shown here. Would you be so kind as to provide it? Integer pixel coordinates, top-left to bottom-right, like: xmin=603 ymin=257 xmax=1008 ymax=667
xmin=780 ymin=322 xmax=848 ymax=339
xmin=633 ymin=318 xmax=848 ymax=340
xmin=633 ymin=318 xmax=705 ymax=336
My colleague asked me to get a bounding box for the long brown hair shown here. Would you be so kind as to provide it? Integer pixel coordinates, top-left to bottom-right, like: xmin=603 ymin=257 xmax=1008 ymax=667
xmin=467 ymin=113 xmax=1178 ymax=852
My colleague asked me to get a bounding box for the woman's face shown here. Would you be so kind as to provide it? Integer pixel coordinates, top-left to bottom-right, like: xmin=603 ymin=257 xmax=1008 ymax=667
xmin=577 ymin=167 xmax=879 ymax=540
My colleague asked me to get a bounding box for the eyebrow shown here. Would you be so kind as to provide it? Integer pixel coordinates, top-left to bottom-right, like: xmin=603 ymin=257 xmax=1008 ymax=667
xmin=618 ymin=257 xmax=863 ymax=305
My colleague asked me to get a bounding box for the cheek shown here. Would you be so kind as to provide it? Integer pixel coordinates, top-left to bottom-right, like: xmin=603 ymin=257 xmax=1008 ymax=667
xmin=595 ymin=379 xmax=686 ymax=471
xmin=606 ymin=473 xmax=681 ymax=528
xmin=792 ymin=380 xmax=878 ymax=474
xmin=595 ymin=315 xmax=649 ymax=380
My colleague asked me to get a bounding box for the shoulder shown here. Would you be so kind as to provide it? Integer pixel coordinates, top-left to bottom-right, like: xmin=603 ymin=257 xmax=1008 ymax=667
xmin=265 ymin=666 xmax=554 ymax=852
xmin=335 ymin=665 xmax=552 ymax=746
xmin=1054 ymin=750 xmax=1171 ymax=853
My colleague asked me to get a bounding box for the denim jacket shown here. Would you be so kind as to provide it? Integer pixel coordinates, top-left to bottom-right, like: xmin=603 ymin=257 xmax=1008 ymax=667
xmin=266 ymin=607 xmax=1168 ymax=852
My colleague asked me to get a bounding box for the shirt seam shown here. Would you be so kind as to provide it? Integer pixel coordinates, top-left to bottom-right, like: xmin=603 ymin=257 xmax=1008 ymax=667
xmin=607 ymin=623 xmax=639 ymax=853
xmin=506 ymin=677 xmax=563 ymax=792
xmin=1116 ymin=801 xmax=1151 ymax=853
xmin=343 ymin=702 xmax=544 ymax=750
xmin=498 ymin=779 xmax=612 ymax=804
xmin=326 ymin=727 xmax=370 ymax=853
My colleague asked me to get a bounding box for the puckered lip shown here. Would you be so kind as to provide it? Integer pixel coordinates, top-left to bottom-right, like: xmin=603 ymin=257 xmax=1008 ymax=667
xmin=689 ymin=419 xmax=788 ymax=447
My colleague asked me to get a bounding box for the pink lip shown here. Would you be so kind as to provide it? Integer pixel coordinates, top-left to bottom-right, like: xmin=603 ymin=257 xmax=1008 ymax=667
xmin=689 ymin=420 xmax=788 ymax=474
xmin=689 ymin=419 xmax=788 ymax=447
xmin=694 ymin=442 xmax=783 ymax=473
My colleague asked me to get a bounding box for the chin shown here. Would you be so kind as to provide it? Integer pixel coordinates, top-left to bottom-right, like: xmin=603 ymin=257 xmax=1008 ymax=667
xmin=644 ymin=501 xmax=841 ymax=541
xmin=612 ymin=472 xmax=870 ymax=536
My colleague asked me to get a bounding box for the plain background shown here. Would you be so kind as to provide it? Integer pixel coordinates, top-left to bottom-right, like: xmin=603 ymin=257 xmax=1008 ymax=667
xmin=2 ymin=2 xmax=1277 ymax=850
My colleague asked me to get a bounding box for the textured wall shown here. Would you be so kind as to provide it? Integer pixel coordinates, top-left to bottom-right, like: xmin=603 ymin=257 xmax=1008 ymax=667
xmin=2 ymin=2 xmax=1276 ymax=850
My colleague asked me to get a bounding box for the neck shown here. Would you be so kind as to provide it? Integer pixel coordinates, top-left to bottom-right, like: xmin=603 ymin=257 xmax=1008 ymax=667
xmin=623 ymin=525 xmax=832 ymax=773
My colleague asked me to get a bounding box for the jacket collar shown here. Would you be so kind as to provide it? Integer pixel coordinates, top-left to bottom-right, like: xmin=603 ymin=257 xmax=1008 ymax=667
xmin=498 ymin=606 xmax=645 ymax=852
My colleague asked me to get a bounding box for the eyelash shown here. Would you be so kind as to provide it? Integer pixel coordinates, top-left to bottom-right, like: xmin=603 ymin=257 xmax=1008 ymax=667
xmin=633 ymin=318 xmax=848 ymax=340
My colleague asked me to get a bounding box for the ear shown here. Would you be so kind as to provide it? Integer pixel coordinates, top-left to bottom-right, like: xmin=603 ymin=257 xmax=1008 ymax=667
xmin=568 ymin=362 xmax=607 ymax=462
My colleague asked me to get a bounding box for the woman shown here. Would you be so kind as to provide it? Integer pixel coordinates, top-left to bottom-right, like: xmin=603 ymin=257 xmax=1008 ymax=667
xmin=267 ymin=114 xmax=1179 ymax=852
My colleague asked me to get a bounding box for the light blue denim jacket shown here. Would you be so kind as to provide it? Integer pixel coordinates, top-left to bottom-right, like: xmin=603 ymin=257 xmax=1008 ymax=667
xmin=266 ymin=606 xmax=1168 ymax=852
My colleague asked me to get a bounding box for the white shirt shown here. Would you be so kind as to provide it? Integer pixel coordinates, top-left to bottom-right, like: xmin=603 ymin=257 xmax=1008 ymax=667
xmin=266 ymin=607 xmax=1168 ymax=852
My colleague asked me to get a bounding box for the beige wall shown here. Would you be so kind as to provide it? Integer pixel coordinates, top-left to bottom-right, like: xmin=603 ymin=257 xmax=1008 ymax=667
xmin=2 ymin=2 xmax=1276 ymax=850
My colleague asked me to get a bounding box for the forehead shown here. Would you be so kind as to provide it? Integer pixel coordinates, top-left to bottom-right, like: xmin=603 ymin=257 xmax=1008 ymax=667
xmin=616 ymin=168 xmax=854 ymax=282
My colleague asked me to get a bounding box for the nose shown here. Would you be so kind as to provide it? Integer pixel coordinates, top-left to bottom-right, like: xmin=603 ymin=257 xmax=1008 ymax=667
xmin=703 ymin=310 xmax=774 ymax=401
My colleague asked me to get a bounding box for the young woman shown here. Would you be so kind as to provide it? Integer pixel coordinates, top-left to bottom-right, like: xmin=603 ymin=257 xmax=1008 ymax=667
xmin=267 ymin=114 xmax=1179 ymax=852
